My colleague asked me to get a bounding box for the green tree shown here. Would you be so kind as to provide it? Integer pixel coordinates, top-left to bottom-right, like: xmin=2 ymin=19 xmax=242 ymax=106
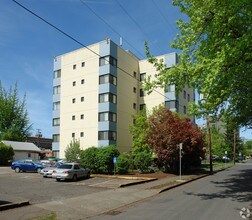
xmin=0 ymin=82 xmax=31 ymax=141
xmin=0 ymin=142 xmax=14 ymax=165
xmin=65 ymin=139 xmax=81 ymax=162
xmin=144 ymin=0 xmax=252 ymax=127
xmin=134 ymin=152 xmax=152 ymax=173
xmin=80 ymin=147 xmax=99 ymax=173
xmin=211 ymin=126 xmax=230 ymax=157
xmin=129 ymin=108 xmax=152 ymax=156
xmin=116 ymin=153 xmax=130 ymax=174
xmin=96 ymin=145 xmax=120 ymax=174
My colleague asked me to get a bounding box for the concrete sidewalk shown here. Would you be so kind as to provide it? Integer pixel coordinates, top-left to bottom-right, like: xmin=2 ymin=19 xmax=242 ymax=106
xmin=0 ymin=173 xmax=208 ymax=220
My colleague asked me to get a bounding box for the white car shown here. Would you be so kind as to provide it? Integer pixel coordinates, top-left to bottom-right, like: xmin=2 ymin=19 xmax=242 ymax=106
xmin=52 ymin=163 xmax=90 ymax=182
xmin=40 ymin=162 xmax=62 ymax=178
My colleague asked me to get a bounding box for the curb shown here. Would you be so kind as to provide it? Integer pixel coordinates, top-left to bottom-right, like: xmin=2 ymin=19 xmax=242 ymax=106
xmin=120 ymin=178 xmax=157 ymax=187
xmin=158 ymin=174 xmax=209 ymax=193
xmin=91 ymin=174 xmax=156 ymax=181
xmin=0 ymin=200 xmax=30 ymax=211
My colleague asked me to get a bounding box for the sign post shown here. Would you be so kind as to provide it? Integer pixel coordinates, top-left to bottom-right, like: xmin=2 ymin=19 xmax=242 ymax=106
xmin=224 ymin=151 xmax=227 ymax=167
xmin=113 ymin=157 xmax=117 ymax=175
xmin=179 ymin=143 xmax=183 ymax=180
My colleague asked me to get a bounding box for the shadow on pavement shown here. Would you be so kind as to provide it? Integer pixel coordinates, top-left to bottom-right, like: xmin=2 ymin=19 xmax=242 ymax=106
xmin=183 ymin=166 xmax=252 ymax=203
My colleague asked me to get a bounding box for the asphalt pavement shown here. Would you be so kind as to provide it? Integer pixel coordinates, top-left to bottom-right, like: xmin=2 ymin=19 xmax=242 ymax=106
xmin=0 ymin=161 xmax=250 ymax=220
xmin=0 ymin=169 xmax=206 ymax=220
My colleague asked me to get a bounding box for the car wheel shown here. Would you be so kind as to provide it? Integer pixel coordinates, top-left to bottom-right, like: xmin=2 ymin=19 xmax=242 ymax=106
xmin=15 ymin=167 xmax=20 ymax=173
xmin=56 ymin=179 xmax=60 ymax=182
xmin=72 ymin=175 xmax=77 ymax=181
xmin=36 ymin=168 xmax=42 ymax=173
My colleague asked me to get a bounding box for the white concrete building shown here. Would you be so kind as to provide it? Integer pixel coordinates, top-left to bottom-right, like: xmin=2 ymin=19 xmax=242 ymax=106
xmin=52 ymin=39 xmax=195 ymax=158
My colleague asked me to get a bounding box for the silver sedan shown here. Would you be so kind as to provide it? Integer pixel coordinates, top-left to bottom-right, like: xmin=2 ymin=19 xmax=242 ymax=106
xmin=52 ymin=163 xmax=90 ymax=182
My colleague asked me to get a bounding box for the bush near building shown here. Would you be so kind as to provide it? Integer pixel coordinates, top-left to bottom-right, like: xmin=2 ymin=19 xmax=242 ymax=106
xmin=116 ymin=153 xmax=131 ymax=174
xmin=0 ymin=142 xmax=14 ymax=165
xmin=80 ymin=147 xmax=99 ymax=173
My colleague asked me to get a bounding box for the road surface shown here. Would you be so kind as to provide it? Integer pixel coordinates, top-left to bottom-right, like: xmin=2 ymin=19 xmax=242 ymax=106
xmin=92 ymin=160 xmax=252 ymax=220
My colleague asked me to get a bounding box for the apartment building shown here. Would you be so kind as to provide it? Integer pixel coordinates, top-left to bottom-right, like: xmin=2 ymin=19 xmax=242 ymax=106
xmin=52 ymin=39 xmax=195 ymax=158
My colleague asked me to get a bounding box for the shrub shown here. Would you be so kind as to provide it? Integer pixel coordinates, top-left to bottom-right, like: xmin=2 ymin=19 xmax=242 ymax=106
xmin=0 ymin=143 xmax=14 ymax=165
xmin=80 ymin=147 xmax=99 ymax=173
xmin=116 ymin=153 xmax=130 ymax=174
xmin=64 ymin=139 xmax=81 ymax=162
xmin=96 ymin=145 xmax=120 ymax=174
xmin=134 ymin=152 xmax=152 ymax=173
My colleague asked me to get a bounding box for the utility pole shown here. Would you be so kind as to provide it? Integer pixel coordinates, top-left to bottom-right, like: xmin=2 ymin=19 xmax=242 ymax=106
xmin=36 ymin=129 xmax=42 ymax=149
xmin=234 ymin=128 xmax=236 ymax=165
xmin=206 ymin=116 xmax=213 ymax=174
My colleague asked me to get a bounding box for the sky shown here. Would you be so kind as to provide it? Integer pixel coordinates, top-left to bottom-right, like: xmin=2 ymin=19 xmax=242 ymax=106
xmin=0 ymin=0 xmax=251 ymax=140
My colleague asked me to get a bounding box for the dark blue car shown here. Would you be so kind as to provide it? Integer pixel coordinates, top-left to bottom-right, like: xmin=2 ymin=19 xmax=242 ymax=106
xmin=11 ymin=159 xmax=44 ymax=173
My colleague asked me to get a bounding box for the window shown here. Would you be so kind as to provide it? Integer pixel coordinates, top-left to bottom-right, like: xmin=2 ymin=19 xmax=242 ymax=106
xmin=53 ymin=85 xmax=61 ymax=95
xmin=183 ymin=90 xmax=186 ymax=99
xmin=53 ymin=134 xmax=60 ymax=142
xmin=98 ymin=131 xmax=116 ymax=141
xmin=28 ymin=153 xmax=31 ymax=158
xmin=72 ymin=133 xmax=75 ymax=138
xmin=187 ymin=94 xmax=190 ymax=102
xmin=183 ymin=106 xmax=187 ymax=114
xmin=140 ymin=73 xmax=146 ymax=82
xmin=99 ymin=112 xmax=116 ymax=122
xmin=53 ymin=102 xmax=60 ymax=110
xmin=72 ymin=98 xmax=76 ymax=103
xmin=53 ymin=70 xmax=61 ymax=79
xmin=80 ymin=114 xmax=84 ymax=119
xmin=140 ymin=89 xmax=146 ymax=97
xmin=133 ymin=71 xmax=137 ymax=78
xmin=80 ymin=132 xmax=84 ymax=137
xmin=99 ymin=93 xmax=117 ymax=104
xmin=72 ymin=115 xmax=75 ymax=120
xmin=82 ymin=62 xmax=85 ymax=67
xmin=81 ymin=79 xmax=85 ymax=84
xmin=53 ymin=118 xmax=60 ymax=126
xmin=81 ymin=97 xmax=84 ymax=102
xmin=99 ymin=74 xmax=117 ymax=85
xmin=133 ymin=87 xmax=136 ymax=93
xmin=73 ymin=64 xmax=76 ymax=69
xmin=133 ymin=103 xmax=137 ymax=109
xmin=73 ymin=81 xmax=76 ymax=86
xmin=140 ymin=104 xmax=146 ymax=110
xmin=99 ymin=56 xmax=117 ymax=67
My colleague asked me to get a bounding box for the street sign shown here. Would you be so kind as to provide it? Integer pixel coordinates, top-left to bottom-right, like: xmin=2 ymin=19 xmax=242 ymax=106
xmin=113 ymin=157 xmax=117 ymax=163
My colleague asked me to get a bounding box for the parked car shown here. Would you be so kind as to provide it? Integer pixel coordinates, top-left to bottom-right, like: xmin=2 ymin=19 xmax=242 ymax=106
xmin=40 ymin=162 xmax=62 ymax=178
xmin=222 ymin=156 xmax=231 ymax=162
xmin=52 ymin=163 xmax=90 ymax=182
xmin=11 ymin=159 xmax=44 ymax=173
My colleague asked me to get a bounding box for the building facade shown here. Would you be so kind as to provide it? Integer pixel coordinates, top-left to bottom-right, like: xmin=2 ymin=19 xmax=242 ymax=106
xmin=52 ymin=39 xmax=195 ymax=158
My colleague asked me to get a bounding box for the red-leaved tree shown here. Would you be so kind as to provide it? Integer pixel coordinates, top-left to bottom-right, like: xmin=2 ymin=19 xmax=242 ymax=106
xmin=146 ymin=106 xmax=205 ymax=173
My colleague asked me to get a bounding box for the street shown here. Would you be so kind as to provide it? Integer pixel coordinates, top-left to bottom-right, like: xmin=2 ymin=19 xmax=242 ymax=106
xmin=92 ymin=160 xmax=252 ymax=220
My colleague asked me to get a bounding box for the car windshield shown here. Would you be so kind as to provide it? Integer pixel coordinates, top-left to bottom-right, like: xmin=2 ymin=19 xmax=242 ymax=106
xmin=58 ymin=164 xmax=72 ymax=169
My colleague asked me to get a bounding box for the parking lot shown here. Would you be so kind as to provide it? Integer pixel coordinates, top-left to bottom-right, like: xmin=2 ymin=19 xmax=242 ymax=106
xmin=0 ymin=167 xmax=110 ymax=205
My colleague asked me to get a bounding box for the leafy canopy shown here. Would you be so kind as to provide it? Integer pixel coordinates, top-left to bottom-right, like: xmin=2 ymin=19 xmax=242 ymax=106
xmin=65 ymin=139 xmax=81 ymax=162
xmin=129 ymin=108 xmax=152 ymax=156
xmin=0 ymin=81 xmax=31 ymax=141
xmin=145 ymin=0 xmax=252 ymax=127
xmin=146 ymin=106 xmax=205 ymax=172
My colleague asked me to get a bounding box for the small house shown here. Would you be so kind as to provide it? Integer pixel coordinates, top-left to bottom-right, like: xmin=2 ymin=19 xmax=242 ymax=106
xmin=2 ymin=140 xmax=42 ymax=161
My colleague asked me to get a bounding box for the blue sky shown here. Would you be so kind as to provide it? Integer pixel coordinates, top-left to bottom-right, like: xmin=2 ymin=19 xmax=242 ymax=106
xmin=0 ymin=0 xmax=251 ymax=140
